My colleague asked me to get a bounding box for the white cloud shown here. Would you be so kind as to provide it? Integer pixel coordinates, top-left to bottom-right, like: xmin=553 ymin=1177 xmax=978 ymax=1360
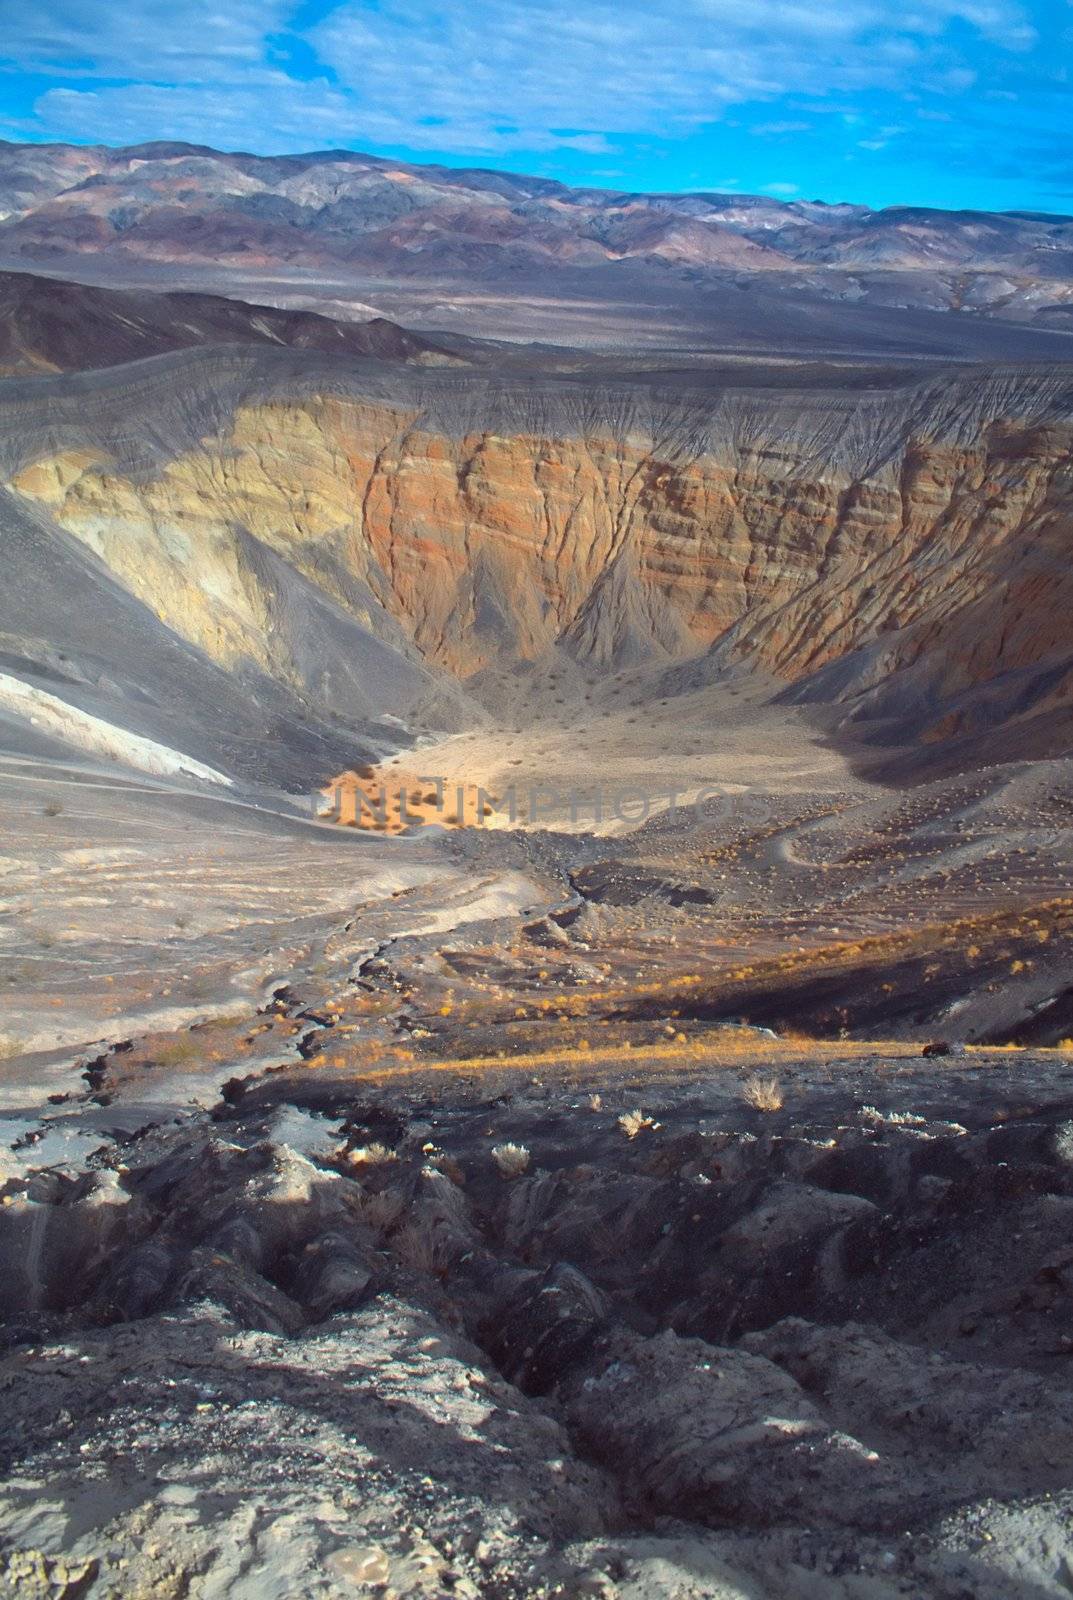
xmin=309 ymin=0 xmax=1037 ymax=152
xmin=32 ymin=80 xmax=358 ymax=149
xmin=0 ymin=0 xmax=1045 ymax=159
xmin=5 ymin=0 xmax=293 ymax=82
xmin=31 ymin=80 xmax=623 ymax=156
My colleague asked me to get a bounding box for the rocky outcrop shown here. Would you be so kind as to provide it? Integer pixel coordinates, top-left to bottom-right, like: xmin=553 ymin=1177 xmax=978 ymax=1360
xmin=5 ymin=1058 xmax=1073 ymax=1595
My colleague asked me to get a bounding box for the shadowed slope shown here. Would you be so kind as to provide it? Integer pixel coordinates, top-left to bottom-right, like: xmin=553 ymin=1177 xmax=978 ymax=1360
xmin=0 ymin=482 xmax=471 ymax=789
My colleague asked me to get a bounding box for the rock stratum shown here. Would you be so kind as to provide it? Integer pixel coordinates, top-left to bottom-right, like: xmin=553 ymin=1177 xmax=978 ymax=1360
xmin=1 ymin=343 xmax=1072 ymax=784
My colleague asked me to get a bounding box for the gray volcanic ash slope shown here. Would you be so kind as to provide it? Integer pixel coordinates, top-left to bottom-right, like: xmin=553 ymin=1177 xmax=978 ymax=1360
xmin=5 ymin=916 xmax=1073 ymax=1597
xmin=0 ymin=492 xmax=471 ymax=790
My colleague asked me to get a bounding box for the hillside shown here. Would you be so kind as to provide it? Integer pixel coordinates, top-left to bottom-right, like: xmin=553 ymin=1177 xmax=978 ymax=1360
xmin=0 ymin=268 xmax=467 ymax=375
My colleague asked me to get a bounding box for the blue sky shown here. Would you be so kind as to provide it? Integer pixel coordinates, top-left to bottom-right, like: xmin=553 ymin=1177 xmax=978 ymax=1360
xmin=1 ymin=0 xmax=1071 ymax=212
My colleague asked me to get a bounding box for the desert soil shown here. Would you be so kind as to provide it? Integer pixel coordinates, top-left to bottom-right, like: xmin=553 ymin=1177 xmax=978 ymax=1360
xmin=3 ymin=689 xmax=1073 ymax=1598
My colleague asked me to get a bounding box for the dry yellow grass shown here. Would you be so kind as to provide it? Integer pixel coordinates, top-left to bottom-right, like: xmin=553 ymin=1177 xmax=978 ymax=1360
xmin=148 ymin=1035 xmax=201 ymax=1066
xmin=312 ymin=1032 xmax=925 ymax=1090
xmin=567 ymin=897 xmax=1073 ymax=1022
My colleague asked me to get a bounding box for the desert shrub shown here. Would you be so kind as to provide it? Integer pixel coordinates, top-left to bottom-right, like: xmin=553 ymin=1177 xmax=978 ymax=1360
xmin=741 ymin=1076 xmax=784 ymax=1112
xmin=346 ymin=1142 xmax=397 ymax=1168
xmin=357 ymin=1189 xmax=407 ymax=1234
xmin=618 ymin=1109 xmax=655 ymax=1139
xmin=391 ymin=1221 xmax=446 ymax=1273
xmin=491 ymin=1142 xmax=531 ymax=1177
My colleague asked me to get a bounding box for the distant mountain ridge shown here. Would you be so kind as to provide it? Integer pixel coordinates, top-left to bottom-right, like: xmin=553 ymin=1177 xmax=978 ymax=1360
xmin=1 ymin=138 xmax=1072 ymax=352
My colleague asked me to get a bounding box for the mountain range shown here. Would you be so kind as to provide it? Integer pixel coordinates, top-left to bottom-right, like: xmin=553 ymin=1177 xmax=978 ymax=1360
xmin=3 ymin=138 xmax=1073 ymax=355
